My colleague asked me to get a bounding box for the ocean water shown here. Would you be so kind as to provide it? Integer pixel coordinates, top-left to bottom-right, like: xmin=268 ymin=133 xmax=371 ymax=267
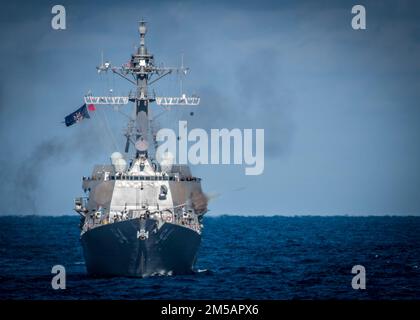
xmin=0 ymin=215 xmax=418 ymax=300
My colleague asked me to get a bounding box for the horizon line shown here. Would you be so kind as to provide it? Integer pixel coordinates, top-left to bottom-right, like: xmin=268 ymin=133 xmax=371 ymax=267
xmin=1 ymin=213 xmax=419 ymax=218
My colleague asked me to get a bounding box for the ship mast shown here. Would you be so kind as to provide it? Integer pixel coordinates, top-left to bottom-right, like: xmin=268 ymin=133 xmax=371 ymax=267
xmin=134 ymin=20 xmax=151 ymax=158
xmin=88 ymin=21 xmax=200 ymax=159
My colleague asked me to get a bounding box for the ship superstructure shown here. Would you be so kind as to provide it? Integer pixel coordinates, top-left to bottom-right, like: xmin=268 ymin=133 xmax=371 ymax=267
xmin=73 ymin=21 xmax=207 ymax=277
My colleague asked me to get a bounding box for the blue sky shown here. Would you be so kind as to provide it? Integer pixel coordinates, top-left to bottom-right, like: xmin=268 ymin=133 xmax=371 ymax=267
xmin=0 ymin=0 xmax=419 ymax=215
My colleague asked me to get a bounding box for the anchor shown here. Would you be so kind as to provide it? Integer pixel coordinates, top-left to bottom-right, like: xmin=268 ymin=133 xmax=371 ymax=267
xmin=137 ymin=229 xmax=149 ymax=240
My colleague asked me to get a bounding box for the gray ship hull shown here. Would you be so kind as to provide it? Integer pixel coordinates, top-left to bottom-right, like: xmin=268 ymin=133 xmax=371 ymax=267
xmin=80 ymin=218 xmax=201 ymax=277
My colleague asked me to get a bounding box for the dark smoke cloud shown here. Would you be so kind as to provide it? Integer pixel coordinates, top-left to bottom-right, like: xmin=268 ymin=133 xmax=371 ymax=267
xmin=14 ymin=139 xmax=67 ymax=213
xmin=0 ymin=121 xmax=108 ymax=214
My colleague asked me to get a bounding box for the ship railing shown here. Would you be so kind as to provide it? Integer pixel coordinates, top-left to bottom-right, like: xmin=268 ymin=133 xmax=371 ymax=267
xmin=107 ymin=175 xmax=201 ymax=182
xmin=155 ymin=94 xmax=200 ymax=106
xmin=94 ymin=205 xmax=199 ymax=228
xmin=84 ymin=95 xmax=129 ymax=105
xmin=82 ymin=173 xmax=201 ymax=182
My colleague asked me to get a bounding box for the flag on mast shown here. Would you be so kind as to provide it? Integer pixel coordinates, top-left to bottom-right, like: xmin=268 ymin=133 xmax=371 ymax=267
xmin=64 ymin=104 xmax=91 ymax=127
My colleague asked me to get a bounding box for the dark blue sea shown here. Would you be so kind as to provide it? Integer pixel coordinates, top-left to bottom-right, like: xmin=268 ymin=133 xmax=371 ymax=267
xmin=0 ymin=216 xmax=419 ymax=300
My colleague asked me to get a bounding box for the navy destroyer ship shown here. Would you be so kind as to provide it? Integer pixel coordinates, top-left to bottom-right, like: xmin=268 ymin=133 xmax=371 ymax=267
xmin=71 ymin=21 xmax=207 ymax=277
